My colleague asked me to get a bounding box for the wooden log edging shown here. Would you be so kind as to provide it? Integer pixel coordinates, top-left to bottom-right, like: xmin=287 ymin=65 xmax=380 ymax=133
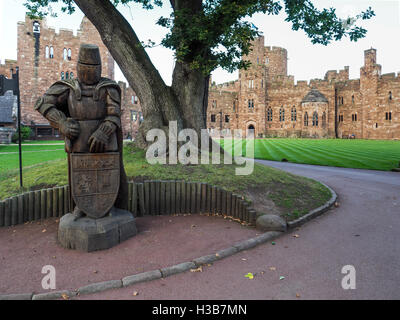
xmin=0 ymin=181 xmax=258 ymax=228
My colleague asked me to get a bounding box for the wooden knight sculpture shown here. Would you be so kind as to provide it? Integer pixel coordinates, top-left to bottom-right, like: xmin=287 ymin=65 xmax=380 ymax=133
xmin=35 ymin=44 xmax=136 ymax=251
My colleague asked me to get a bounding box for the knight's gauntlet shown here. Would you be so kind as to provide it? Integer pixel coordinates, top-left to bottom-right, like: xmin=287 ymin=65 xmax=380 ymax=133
xmin=46 ymin=108 xmax=80 ymax=140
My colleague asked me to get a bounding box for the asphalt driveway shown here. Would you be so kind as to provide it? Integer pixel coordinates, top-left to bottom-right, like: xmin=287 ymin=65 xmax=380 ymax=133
xmin=77 ymin=161 xmax=400 ymax=299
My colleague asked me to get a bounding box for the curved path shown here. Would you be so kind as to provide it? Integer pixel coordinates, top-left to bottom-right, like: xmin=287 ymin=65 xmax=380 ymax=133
xmin=78 ymin=161 xmax=400 ymax=299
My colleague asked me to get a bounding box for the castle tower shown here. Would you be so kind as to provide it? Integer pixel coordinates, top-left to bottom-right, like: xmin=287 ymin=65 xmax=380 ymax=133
xmin=360 ymin=48 xmax=381 ymax=139
xmin=264 ymin=46 xmax=288 ymax=82
xmin=16 ymin=16 xmax=115 ymax=135
xmin=237 ymin=36 xmax=268 ymax=136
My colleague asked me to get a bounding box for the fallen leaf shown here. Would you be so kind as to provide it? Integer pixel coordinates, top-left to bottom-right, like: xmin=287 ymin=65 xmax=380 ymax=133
xmin=296 ymin=293 xmax=300 ymax=298
xmin=42 ymin=229 xmax=47 ymax=233
xmin=334 ymin=202 xmax=340 ymax=207
xmin=215 ymin=253 xmax=220 ymax=257
xmin=132 ymin=291 xmax=139 ymax=296
xmin=52 ymin=256 xmax=56 ymax=259
xmin=207 ymin=264 xmax=212 ymax=267
xmin=245 ymin=273 xmax=254 ymax=280
xmin=241 ymin=258 xmax=247 ymax=261
xmin=93 ymin=270 xmax=98 ymax=274
xmin=61 ymin=293 xmax=69 ymax=300
xmin=191 ymin=224 xmax=196 ymax=228
xmin=269 ymin=267 xmax=276 ymax=271
xmin=293 ymin=234 xmax=299 ymax=238
xmin=190 ymin=266 xmax=203 ymax=273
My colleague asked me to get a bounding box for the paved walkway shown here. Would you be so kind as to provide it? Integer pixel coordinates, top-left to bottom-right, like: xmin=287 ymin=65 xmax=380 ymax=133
xmin=75 ymin=161 xmax=400 ymax=300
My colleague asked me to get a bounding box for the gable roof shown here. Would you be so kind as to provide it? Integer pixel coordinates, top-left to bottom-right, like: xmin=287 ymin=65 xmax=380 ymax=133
xmin=302 ymin=88 xmax=328 ymax=103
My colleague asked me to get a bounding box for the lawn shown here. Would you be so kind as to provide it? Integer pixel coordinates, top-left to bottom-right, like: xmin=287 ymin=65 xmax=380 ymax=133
xmin=0 ymin=142 xmax=66 ymax=173
xmin=221 ymin=138 xmax=400 ymax=171
xmin=0 ymin=143 xmax=332 ymax=222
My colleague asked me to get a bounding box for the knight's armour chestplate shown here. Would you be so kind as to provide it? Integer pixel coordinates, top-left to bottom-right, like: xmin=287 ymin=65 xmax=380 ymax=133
xmin=68 ymin=84 xmax=118 ymax=153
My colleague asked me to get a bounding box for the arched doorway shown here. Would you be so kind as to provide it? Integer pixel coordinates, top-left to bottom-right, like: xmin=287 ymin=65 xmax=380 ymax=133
xmin=247 ymin=124 xmax=255 ymax=137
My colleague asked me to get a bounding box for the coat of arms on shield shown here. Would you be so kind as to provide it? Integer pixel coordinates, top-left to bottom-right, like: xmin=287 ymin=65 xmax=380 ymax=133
xmin=71 ymin=152 xmax=120 ymax=219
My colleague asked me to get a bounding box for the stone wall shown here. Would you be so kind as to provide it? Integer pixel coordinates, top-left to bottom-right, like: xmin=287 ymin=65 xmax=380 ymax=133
xmin=0 ymin=60 xmax=18 ymax=79
xmin=0 ymin=16 xmax=143 ymax=140
xmin=119 ymin=81 xmax=142 ymax=139
xmin=208 ymin=38 xmax=400 ymax=140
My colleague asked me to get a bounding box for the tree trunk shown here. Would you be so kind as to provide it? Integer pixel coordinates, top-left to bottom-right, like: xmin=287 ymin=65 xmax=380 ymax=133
xmin=73 ymin=0 xmax=210 ymax=151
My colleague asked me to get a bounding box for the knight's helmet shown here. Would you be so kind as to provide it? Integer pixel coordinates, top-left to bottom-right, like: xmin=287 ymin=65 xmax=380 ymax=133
xmin=77 ymin=44 xmax=102 ymax=85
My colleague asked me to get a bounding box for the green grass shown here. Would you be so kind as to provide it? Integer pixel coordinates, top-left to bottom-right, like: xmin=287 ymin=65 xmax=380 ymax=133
xmin=0 ymin=142 xmax=66 ymax=172
xmin=0 ymin=143 xmax=332 ymax=221
xmin=220 ymin=138 xmax=400 ymax=171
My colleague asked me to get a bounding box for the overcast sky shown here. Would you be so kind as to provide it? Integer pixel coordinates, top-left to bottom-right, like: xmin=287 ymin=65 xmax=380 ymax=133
xmin=0 ymin=0 xmax=399 ymax=86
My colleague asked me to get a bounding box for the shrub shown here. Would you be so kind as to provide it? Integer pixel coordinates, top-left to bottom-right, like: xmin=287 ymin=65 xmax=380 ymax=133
xmin=11 ymin=126 xmax=32 ymax=143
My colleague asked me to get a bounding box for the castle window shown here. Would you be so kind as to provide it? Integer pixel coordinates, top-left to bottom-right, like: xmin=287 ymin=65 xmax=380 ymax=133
xmin=63 ymin=48 xmax=68 ymax=61
xmin=248 ymin=80 xmax=254 ymax=89
xmin=212 ymin=100 xmax=217 ymax=108
xmin=131 ymin=110 xmax=137 ymax=121
xmin=265 ymin=57 xmax=269 ymax=65
xmin=33 ymin=21 xmax=40 ymax=34
xmin=61 ymin=72 xmax=64 ymax=80
xmin=261 ymin=79 xmax=263 ymax=88
xmin=211 ymin=114 xmax=216 ymax=122
xmin=131 ymin=95 xmax=138 ymax=104
xmin=304 ymin=112 xmax=309 ymax=126
xmin=267 ymin=108 xmax=273 ymax=122
xmin=322 ymin=112 xmax=327 ymax=127
xmin=65 ymin=71 xmax=69 ymax=79
xmin=45 ymin=46 xmax=49 ymax=59
xmin=338 ymin=114 xmax=344 ymax=122
xmin=70 ymin=72 xmax=74 ymax=79
xmin=50 ymin=46 xmax=54 ymax=59
xmin=386 ymin=112 xmax=392 ymax=121
xmin=225 ymin=115 xmax=230 ymax=123
xmin=248 ymin=99 xmax=254 ymax=109
xmin=312 ymin=112 xmax=318 ymax=126
xmin=389 ymin=91 xmax=392 ymax=101
xmin=139 ymin=112 xmax=143 ymax=123
xmin=279 ymin=107 xmax=285 ymax=122
xmin=352 ymin=114 xmax=357 ymax=121
xmin=352 ymin=95 xmax=354 ymax=104
xmin=291 ymin=107 xmax=297 ymax=121
xmin=67 ymin=48 xmax=72 ymax=60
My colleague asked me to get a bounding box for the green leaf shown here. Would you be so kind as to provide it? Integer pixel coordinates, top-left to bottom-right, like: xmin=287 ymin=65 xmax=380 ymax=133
xmin=245 ymin=272 xmax=254 ymax=279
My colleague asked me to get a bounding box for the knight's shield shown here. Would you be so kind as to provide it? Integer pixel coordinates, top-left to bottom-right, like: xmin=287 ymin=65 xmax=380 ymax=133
xmin=71 ymin=152 xmax=120 ymax=219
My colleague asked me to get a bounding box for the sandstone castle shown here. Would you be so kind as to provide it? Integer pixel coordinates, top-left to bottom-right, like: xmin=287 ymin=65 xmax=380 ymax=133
xmin=0 ymin=16 xmax=142 ymax=140
xmin=1 ymin=18 xmax=399 ymax=141
xmin=207 ymin=36 xmax=399 ymax=140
